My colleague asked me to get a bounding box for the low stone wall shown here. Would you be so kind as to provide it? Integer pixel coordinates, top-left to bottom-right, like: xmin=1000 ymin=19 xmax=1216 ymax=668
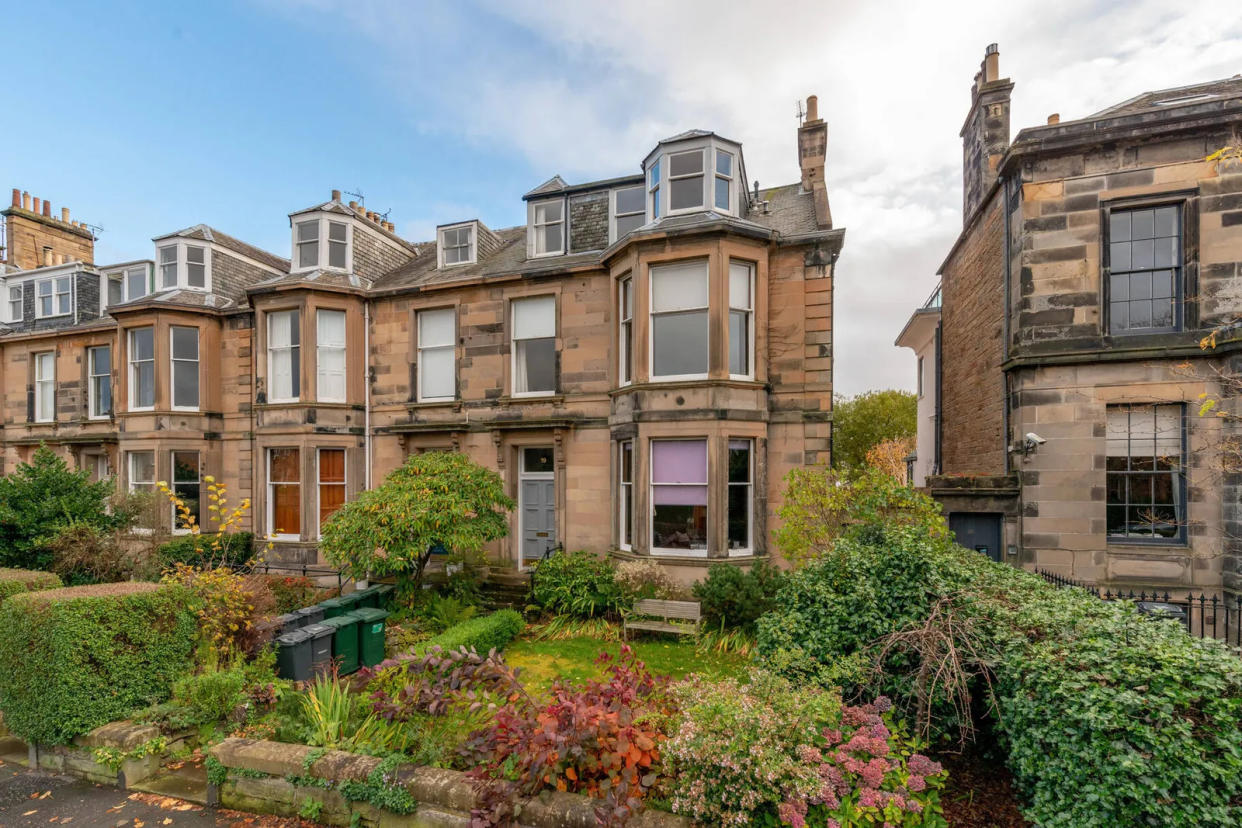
xmin=16 ymin=720 xmax=185 ymax=788
xmin=210 ymin=738 xmax=693 ymax=828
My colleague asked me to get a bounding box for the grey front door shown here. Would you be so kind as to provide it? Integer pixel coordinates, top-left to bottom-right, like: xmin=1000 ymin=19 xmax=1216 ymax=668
xmin=520 ymin=447 xmax=556 ymax=565
xmin=949 ymin=512 xmax=1003 ymax=562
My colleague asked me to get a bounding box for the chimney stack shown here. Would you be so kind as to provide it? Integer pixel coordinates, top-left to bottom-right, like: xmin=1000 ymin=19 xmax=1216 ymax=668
xmin=960 ymin=43 xmax=1014 ymax=221
xmin=22 ymin=191 xmax=30 ymax=211
xmin=1047 ymin=113 xmax=1060 ymax=125
xmin=331 ymin=189 xmax=341 ymax=202
xmin=42 ymin=199 xmax=51 ymax=217
xmin=32 ymin=197 xmax=41 ymax=215
xmin=797 ymin=94 xmax=832 ymax=228
xmin=61 ymin=207 xmax=69 ymax=223
xmin=11 ymin=189 xmax=19 ymax=208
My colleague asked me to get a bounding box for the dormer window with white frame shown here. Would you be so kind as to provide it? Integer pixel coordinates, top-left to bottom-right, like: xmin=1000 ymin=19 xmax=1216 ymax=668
xmin=293 ymin=215 xmax=351 ymax=272
xmin=7 ymin=283 xmax=22 ymax=323
xmin=439 ymin=224 xmax=476 ymax=267
xmin=715 ymin=150 xmax=734 ymax=211
xmin=644 ymin=135 xmax=744 ymax=220
xmin=528 ymin=200 xmax=565 ymax=257
xmin=668 ymin=150 xmax=705 ymax=212
xmin=36 ymin=276 xmax=73 ymax=318
xmin=156 ymin=242 xmax=210 ymax=291
xmin=611 ymin=186 xmax=645 ymax=242
xmin=105 ymin=264 xmax=151 ymax=307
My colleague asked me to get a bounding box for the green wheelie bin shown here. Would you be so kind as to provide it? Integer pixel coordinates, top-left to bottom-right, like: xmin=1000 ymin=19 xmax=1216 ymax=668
xmin=321 ymin=614 xmax=360 ymax=675
xmin=351 ymin=607 xmax=390 ymax=668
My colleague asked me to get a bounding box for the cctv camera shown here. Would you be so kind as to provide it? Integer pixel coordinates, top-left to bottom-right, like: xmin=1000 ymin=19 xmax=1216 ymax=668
xmin=1025 ymin=432 xmax=1047 ymax=445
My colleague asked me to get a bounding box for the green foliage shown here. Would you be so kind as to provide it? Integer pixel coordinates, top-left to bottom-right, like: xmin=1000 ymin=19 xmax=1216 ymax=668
xmin=156 ymin=532 xmax=254 ymax=571
xmin=265 ymin=574 xmax=324 ymax=615
xmin=92 ymin=737 xmax=168 ymax=773
xmin=831 ymin=389 xmax=917 ymax=470
xmin=338 ymin=754 xmax=418 ymax=814
xmin=0 ymin=582 xmax=196 ymax=744
xmin=776 ymin=465 xmax=949 ymax=568
xmin=299 ymin=673 xmax=406 ymax=754
xmin=172 ymin=666 xmax=248 ymax=725
xmin=614 ymin=558 xmax=683 ymax=602
xmin=692 ymin=560 xmax=786 ymax=634
xmin=415 ymin=609 xmax=525 ymax=656
xmin=420 ymin=593 xmax=477 ymax=633
xmin=0 ymin=567 xmax=62 ymax=604
xmin=0 ymin=446 xmax=128 ymax=570
xmin=205 ymin=755 xmax=228 ymax=786
xmin=531 ymin=550 xmax=624 ymax=618
xmin=46 ymin=523 xmax=149 ymax=585
xmin=298 ymin=797 xmax=323 ymax=820
xmin=320 ymin=452 xmax=513 ymax=594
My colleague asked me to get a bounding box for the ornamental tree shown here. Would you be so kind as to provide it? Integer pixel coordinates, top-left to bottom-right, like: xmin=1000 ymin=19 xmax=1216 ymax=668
xmin=320 ymin=452 xmax=514 ymax=594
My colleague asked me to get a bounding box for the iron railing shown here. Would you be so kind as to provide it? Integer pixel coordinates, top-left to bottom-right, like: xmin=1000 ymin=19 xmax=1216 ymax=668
xmin=1035 ymin=568 xmax=1242 ymax=649
xmin=248 ymin=560 xmax=345 ymax=592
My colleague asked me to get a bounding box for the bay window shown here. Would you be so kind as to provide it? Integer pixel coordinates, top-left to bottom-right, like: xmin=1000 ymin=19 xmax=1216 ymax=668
xmin=619 ymin=277 xmax=633 ymax=385
xmin=316 ymin=309 xmax=346 ymax=402
xmin=170 ymin=326 xmax=199 ymax=410
xmin=648 ymin=159 xmax=661 ymax=219
xmin=729 ymin=262 xmax=753 ymax=377
xmin=328 ymin=221 xmax=348 ymax=268
xmin=512 ymin=296 xmax=556 ymax=395
xmin=417 ymin=307 xmax=456 ymax=402
xmin=267 ymin=310 xmax=300 ymax=403
xmin=268 ymin=448 xmax=300 ymax=539
xmin=296 ymin=220 xmax=319 ymax=269
xmin=294 ymin=217 xmax=350 ymax=271
xmin=728 ymin=440 xmax=753 ymax=553
xmin=531 ymin=201 xmax=564 ymax=256
xmin=128 ymin=451 xmax=155 ymax=494
xmin=186 ymin=246 xmax=206 ymax=288
xmin=619 ymin=441 xmax=634 ymax=550
xmin=128 ymin=327 xmax=155 ymax=410
xmin=34 ymin=351 xmax=55 ymax=422
xmin=669 ymin=150 xmax=705 ymax=211
xmin=171 ymin=451 xmax=200 ymax=532
xmin=88 ymin=345 xmax=111 ymax=419
xmin=157 ymin=242 xmax=210 ymax=291
xmin=650 ymin=261 xmax=709 ymax=379
xmin=318 ymin=448 xmax=346 ymax=535
xmin=715 ymin=150 xmax=734 ymax=211
xmin=651 ymin=439 xmax=708 ymax=554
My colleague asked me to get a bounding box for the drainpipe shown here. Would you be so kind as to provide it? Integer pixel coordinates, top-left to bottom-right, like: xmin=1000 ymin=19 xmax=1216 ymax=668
xmin=1001 ymin=175 xmax=1013 ymax=474
xmin=364 ymin=298 xmax=372 ymax=490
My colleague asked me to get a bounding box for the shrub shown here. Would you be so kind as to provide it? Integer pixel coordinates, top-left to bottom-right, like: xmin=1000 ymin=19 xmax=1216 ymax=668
xmin=0 ymin=582 xmax=196 ymax=744
xmin=693 ymin=560 xmax=786 ymax=634
xmin=415 ymin=609 xmax=524 ymax=656
xmin=265 ymin=574 xmax=322 ymax=615
xmin=157 ymin=532 xmax=254 ymax=571
xmin=420 ymin=593 xmax=477 ymax=633
xmin=0 ymin=567 xmax=62 ymax=604
xmin=47 ymin=523 xmax=155 ymax=585
xmin=162 ymin=565 xmax=277 ymax=659
xmin=172 ymin=666 xmax=247 ymax=725
xmin=531 ymin=550 xmax=624 ymax=618
xmin=615 ymin=558 xmax=682 ymax=601
xmin=665 ymin=672 xmax=945 ymax=826
xmin=0 ymin=446 xmax=128 ymax=570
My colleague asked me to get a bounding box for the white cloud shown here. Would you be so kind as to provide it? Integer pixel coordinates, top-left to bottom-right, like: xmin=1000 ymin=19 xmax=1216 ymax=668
xmin=261 ymin=0 xmax=1242 ymax=393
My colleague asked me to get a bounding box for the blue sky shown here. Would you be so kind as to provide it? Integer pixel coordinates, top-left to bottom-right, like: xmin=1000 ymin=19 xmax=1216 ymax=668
xmin=5 ymin=0 xmax=1242 ymax=393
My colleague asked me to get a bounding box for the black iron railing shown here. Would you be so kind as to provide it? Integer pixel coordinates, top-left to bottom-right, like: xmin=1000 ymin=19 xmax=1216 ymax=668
xmin=525 ymin=542 xmax=563 ymax=602
xmin=1035 ymin=568 xmax=1242 ymax=649
xmin=248 ymin=560 xmax=345 ymax=592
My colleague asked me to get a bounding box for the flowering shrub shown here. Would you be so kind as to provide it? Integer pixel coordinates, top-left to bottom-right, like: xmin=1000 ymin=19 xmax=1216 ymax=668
xmin=665 ymin=671 xmax=945 ymax=827
xmin=614 ymin=558 xmax=681 ymax=601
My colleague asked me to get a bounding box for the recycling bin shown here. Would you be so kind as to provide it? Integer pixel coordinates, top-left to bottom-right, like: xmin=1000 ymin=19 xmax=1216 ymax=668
xmin=355 ymin=586 xmax=380 ymax=609
xmin=373 ymin=584 xmax=396 ymax=609
xmin=275 ymin=612 xmax=301 ymax=634
xmin=351 ymin=607 xmax=390 ymax=668
xmin=295 ymin=605 xmax=324 ymax=627
xmin=322 ymin=614 xmax=361 ymax=675
xmin=338 ymin=591 xmax=364 ymax=614
xmin=318 ymin=596 xmax=348 ymax=619
xmin=303 ymin=622 xmax=335 ymax=676
xmin=275 ymin=629 xmax=313 ymax=681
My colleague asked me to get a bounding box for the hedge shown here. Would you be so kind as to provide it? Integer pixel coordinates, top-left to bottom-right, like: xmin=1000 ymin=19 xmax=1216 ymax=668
xmin=416 ymin=609 xmax=525 ymax=656
xmin=0 ymin=568 xmax=62 ymax=604
xmin=0 ymin=582 xmax=197 ymax=745
xmin=156 ymin=532 xmax=255 ymax=570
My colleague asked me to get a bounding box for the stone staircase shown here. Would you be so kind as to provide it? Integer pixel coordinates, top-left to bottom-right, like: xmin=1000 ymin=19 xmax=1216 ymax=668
xmin=480 ymin=570 xmax=531 ymax=611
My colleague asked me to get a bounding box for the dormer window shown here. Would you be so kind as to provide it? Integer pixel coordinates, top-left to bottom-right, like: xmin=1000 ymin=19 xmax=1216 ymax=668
xmin=156 ymin=242 xmax=211 ymax=291
xmin=648 ymin=159 xmax=661 ymax=219
xmin=529 ymin=200 xmax=564 ymax=257
xmin=644 ymin=135 xmax=744 ymax=220
xmin=612 ymin=186 xmax=645 ymax=241
xmin=715 ymin=150 xmax=734 ymax=211
xmin=8 ymin=284 xmax=23 ymax=322
xmin=439 ymin=224 xmax=476 ymax=267
xmin=36 ymin=276 xmax=72 ymax=318
xmin=105 ymin=264 xmax=151 ymax=307
xmin=669 ymin=150 xmax=705 ymax=212
xmin=293 ymin=216 xmax=351 ymax=272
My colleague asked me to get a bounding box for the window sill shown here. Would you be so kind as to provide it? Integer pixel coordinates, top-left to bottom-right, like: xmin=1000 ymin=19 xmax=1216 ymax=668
xmin=651 ymin=547 xmax=708 ymax=558
xmin=1106 ymin=538 xmax=1189 ymax=549
xmin=408 ymin=399 xmax=458 ymax=409
xmin=503 ymin=393 xmax=562 ymax=404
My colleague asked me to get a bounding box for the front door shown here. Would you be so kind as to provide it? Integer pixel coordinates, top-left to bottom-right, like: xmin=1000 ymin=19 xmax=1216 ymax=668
xmin=948 ymin=512 xmax=1003 ymax=562
xmin=519 ymin=447 xmax=556 ymax=568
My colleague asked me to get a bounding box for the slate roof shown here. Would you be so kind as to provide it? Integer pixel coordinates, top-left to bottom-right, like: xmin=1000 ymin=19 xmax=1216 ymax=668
xmin=288 ymin=200 xmax=421 ymax=255
xmin=750 ymin=184 xmax=821 ymax=236
xmin=252 ymin=268 xmax=372 ymax=292
xmin=154 ymin=224 xmax=290 ymax=272
xmin=1089 ymin=76 xmax=1242 ymax=118
xmin=109 ymin=288 xmax=238 ymax=312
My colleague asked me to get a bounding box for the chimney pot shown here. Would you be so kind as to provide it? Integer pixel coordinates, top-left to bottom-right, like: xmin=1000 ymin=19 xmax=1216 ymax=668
xmin=22 ymin=191 xmax=30 ymax=211
xmin=42 ymin=200 xmax=51 ymax=217
xmin=983 ymin=44 xmax=1000 ymax=84
xmin=61 ymin=207 xmax=69 ymax=223
xmin=43 ymin=248 xmax=52 ymax=267
xmin=11 ymin=188 xmax=19 ymax=208
xmin=331 ymin=189 xmax=341 ymax=202
xmin=32 ymin=197 xmax=41 ymax=215
xmin=1047 ymin=113 xmax=1060 ymax=125
xmin=349 ymin=200 xmax=357 ymax=209
xmin=54 ymin=253 xmax=63 ymax=266
xmin=806 ymin=95 xmax=819 ymax=122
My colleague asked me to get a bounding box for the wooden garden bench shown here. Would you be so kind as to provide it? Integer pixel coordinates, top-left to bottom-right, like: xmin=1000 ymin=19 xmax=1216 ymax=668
xmin=623 ymin=599 xmax=701 ymax=640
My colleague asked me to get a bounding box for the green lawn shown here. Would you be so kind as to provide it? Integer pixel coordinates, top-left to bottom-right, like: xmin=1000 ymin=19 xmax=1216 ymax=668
xmin=505 ymin=635 xmax=749 ymax=693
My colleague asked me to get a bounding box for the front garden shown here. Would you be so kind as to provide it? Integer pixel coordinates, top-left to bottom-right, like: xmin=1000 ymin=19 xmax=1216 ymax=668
xmin=0 ymin=448 xmax=1239 ymax=826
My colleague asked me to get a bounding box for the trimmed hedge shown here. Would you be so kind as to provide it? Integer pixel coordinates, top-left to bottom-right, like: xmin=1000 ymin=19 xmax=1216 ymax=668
xmin=416 ymin=609 xmax=525 ymax=656
xmin=0 ymin=568 xmax=62 ymax=604
xmin=156 ymin=532 xmax=255 ymax=569
xmin=0 ymin=582 xmax=196 ymax=745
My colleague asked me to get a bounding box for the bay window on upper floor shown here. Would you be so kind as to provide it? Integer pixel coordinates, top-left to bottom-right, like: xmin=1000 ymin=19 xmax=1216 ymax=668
xmin=128 ymin=327 xmax=155 ymax=410
xmin=170 ymin=326 xmax=200 ymax=411
xmin=294 ymin=215 xmax=351 ymax=272
xmin=650 ymin=261 xmax=709 ymax=380
xmin=316 ymin=309 xmax=346 ymax=402
xmin=619 ymin=277 xmax=633 ymax=385
xmin=729 ymin=261 xmax=754 ymax=377
xmin=643 ymin=135 xmax=744 ymax=221
xmin=267 ymin=309 xmax=301 ymax=403
xmin=157 ymin=241 xmax=210 ymax=291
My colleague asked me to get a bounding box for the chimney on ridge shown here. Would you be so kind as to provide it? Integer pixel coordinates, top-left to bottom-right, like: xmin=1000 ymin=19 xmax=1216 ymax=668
xmin=797 ymin=94 xmax=832 ymax=228
xmin=960 ymin=43 xmax=1014 ymax=221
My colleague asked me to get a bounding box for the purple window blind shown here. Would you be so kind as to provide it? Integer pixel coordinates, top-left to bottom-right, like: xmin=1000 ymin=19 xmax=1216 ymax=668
xmin=652 ymin=440 xmax=707 ymax=484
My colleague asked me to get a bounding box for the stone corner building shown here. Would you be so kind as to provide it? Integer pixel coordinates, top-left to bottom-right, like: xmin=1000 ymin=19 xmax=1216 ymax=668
xmin=0 ymin=101 xmax=843 ymax=582
xmin=914 ymin=44 xmax=1242 ymax=597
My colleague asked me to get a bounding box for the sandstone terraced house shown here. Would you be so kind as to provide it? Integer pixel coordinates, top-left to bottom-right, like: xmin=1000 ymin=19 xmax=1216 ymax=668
xmin=0 ymin=99 xmax=842 ymax=581
xmin=899 ymin=44 xmax=1242 ymax=598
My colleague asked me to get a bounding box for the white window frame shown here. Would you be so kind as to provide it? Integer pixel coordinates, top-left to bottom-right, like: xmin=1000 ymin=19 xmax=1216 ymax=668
xmin=128 ymin=450 xmax=155 ymax=494
xmin=511 ymin=295 xmax=557 ymax=397
xmin=647 ymin=158 xmax=661 ymax=220
xmin=618 ymin=440 xmax=633 ymax=551
xmin=714 ymin=149 xmax=734 ymax=213
xmin=417 ymin=307 xmax=456 ymax=403
xmin=619 ymin=276 xmax=633 ymax=386
xmin=128 ymin=327 xmax=155 ymax=411
xmin=154 ymin=241 xmax=212 ymax=292
xmin=7 ymin=283 xmax=23 ymax=322
xmin=528 ymin=199 xmax=565 ymax=258
xmin=34 ymin=351 xmax=55 ymax=423
xmin=649 ymin=260 xmax=710 ymax=382
xmin=88 ymin=344 xmax=111 ymax=420
xmin=728 ymin=261 xmax=755 ymax=379
xmin=667 ymin=149 xmax=706 ymax=214
xmin=170 ymin=325 xmax=200 ymax=412
xmin=316 ymin=447 xmax=347 ymax=538
xmin=438 ymin=223 xmax=476 ymax=268
xmin=649 ymin=438 xmax=709 ymax=558
xmin=267 ymin=310 xmax=301 ymax=404
xmin=170 ymin=450 xmax=200 ymax=535
xmin=291 ymin=214 xmax=353 ymax=272
xmin=727 ymin=439 xmax=754 ymax=556
xmin=610 ymin=185 xmax=646 ymax=243
xmin=267 ymin=447 xmax=301 ymax=541
xmin=315 ymin=309 xmax=347 ymax=403
xmin=35 ymin=276 xmax=72 ymax=319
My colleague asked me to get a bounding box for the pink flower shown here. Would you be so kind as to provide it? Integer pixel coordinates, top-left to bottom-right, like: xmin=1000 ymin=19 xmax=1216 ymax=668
xmin=778 ymin=799 xmax=807 ymax=828
xmin=908 ymin=754 xmax=942 ymax=776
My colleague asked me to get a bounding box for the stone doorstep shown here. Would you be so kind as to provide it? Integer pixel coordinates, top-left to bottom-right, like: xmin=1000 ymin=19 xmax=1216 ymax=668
xmin=211 ymin=737 xmax=692 ymax=828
